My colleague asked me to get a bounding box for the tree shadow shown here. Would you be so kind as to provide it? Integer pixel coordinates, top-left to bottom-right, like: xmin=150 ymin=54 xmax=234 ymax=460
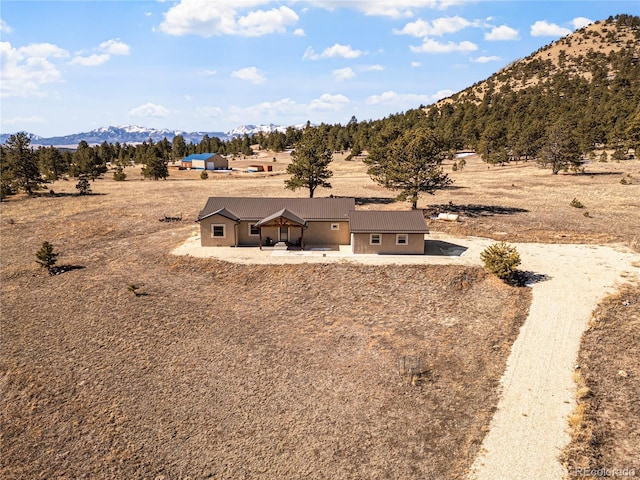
xmin=354 ymin=197 xmax=397 ymax=206
xmin=508 ymin=270 xmax=551 ymax=287
xmin=38 ymin=191 xmax=107 ymax=198
xmin=576 ymin=171 xmax=622 ymax=176
xmin=50 ymin=265 xmax=85 ymax=275
xmin=425 ymin=202 xmax=528 ymax=218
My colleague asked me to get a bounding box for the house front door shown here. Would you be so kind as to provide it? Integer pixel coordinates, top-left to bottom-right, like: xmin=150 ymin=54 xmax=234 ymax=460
xmin=279 ymin=227 xmax=288 ymax=242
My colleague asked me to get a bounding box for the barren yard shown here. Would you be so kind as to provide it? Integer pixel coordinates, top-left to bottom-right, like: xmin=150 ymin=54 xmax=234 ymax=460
xmin=1 ymin=153 xmax=638 ymax=478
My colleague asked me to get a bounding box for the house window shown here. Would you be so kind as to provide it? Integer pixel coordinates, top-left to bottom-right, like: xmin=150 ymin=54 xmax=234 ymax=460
xmin=212 ymin=224 xmax=226 ymax=238
xmin=396 ymin=234 xmax=408 ymax=245
xmin=249 ymin=223 xmax=259 ymax=236
xmin=331 ymin=223 xmax=340 ymax=231
xmin=370 ymin=234 xmax=381 ymax=245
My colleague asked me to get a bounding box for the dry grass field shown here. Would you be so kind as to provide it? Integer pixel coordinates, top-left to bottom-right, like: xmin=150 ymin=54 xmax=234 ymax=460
xmin=1 ymin=151 xmax=638 ymax=478
xmin=562 ymin=284 xmax=640 ymax=477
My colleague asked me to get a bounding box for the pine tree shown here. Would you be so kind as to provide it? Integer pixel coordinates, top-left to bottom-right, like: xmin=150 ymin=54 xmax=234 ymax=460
xmin=285 ymin=128 xmax=333 ymax=198
xmin=365 ymin=128 xmax=452 ymax=209
xmin=2 ymin=132 xmax=45 ymax=195
xmin=142 ymin=145 xmax=169 ymax=180
xmin=35 ymin=241 xmax=58 ymax=274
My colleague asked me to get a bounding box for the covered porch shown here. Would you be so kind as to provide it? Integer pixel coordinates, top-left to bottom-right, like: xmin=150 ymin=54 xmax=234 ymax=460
xmin=255 ymin=208 xmax=308 ymax=250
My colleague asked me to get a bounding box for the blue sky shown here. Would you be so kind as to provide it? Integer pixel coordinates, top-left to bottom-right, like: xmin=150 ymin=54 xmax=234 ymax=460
xmin=1 ymin=0 xmax=638 ymax=137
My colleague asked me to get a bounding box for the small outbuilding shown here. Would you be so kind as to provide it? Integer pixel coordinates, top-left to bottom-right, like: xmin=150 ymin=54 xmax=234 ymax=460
xmin=349 ymin=210 xmax=429 ymax=254
xmin=181 ymin=153 xmax=228 ymax=170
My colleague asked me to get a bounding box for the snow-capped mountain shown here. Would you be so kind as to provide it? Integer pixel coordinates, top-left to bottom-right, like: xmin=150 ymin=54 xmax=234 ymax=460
xmin=0 ymin=124 xmax=294 ymax=147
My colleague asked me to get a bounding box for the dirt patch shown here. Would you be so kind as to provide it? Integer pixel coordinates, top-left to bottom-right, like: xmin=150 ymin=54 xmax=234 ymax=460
xmin=562 ymin=285 xmax=640 ymax=477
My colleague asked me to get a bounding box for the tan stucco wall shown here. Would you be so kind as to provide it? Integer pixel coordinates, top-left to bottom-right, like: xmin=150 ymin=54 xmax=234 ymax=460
xmin=305 ymin=221 xmax=350 ymax=245
xmin=199 ymin=214 xmax=238 ymax=246
xmin=352 ymin=233 xmax=425 ymax=254
xmin=237 ymin=221 xmax=261 ymax=246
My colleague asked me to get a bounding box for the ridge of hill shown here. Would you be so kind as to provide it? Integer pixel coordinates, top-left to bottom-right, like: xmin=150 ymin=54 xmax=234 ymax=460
xmin=450 ymin=14 xmax=640 ymax=104
xmin=418 ymin=14 xmax=640 ymax=155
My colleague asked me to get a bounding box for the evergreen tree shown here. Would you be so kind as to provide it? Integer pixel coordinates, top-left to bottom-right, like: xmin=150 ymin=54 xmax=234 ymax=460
xmin=38 ymin=146 xmax=68 ymax=181
xmin=71 ymin=141 xmax=107 ymax=180
xmin=35 ymin=241 xmax=58 ymax=274
xmin=172 ymin=135 xmax=187 ymax=160
xmin=142 ymin=145 xmax=169 ymax=180
xmin=76 ymin=175 xmax=91 ymax=195
xmin=2 ymin=132 xmax=45 ymax=195
xmin=285 ymin=128 xmax=333 ymax=198
xmin=365 ymin=128 xmax=452 ymax=209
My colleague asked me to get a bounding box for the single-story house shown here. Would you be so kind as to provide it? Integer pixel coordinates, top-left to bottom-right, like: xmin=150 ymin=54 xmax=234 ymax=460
xmin=196 ymin=197 xmax=429 ymax=254
xmin=181 ymin=153 xmax=229 ymax=170
xmin=349 ymin=210 xmax=428 ymax=254
xmin=197 ymin=197 xmax=354 ymax=248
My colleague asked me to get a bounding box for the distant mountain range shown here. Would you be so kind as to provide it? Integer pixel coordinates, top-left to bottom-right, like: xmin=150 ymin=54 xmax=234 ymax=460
xmin=0 ymin=124 xmax=295 ymax=147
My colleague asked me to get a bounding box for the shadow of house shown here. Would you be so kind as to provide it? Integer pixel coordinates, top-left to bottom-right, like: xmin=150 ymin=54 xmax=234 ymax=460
xmin=424 ymin=240 xmax=468 ymax=257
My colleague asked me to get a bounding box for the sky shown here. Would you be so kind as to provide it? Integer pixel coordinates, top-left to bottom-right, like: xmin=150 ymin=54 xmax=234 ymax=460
xmin=1 ymin=0 xmax=638 ymax=137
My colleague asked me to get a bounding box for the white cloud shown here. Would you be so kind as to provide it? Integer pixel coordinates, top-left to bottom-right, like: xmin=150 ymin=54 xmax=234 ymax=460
xmin=1 ymin=19 xmax=13 ymax=33
xmin=303 ymin=43 xmax=362 ymax=60
xmin=431 ymin=89 xmax=454 ymax=101
xmin=2 ymin=115 xmax=46 ymax=125
xmin=485 ymin=25 xmax=519 ymax=41
xmin=572 ymin=17 xmax=593 ymax=30
xmin=71 ymin=38 xmax=130 ymax=67
xmin=201 ymin=69 xmax=217 ymax=76
xmin=129 ymin=103 xmax=170 ymax=117
xmin=333 ymin=67 xmax=355 ymax=81
xmin=0 ymin=41 xmax=69 ymax=97
xmin=530 ymin=20 xmax=571 ymax=37
xmin=394 ymin=15 xmax=473 ymax=37
xmin=310 ymin=93 xmax=350 ymax=110
xmin=70 ymin=54 xmax=110 ymax=66
xmin=472 ymin=55 xmax=501 ymax=63
xmin=411 ymin=61 xmax=422 ymax=67
xmin=410 ymin=38 xmax=477 ymax=53
xmin=232 ymin=66 xmax=266 ymax=84
xmin=365 ymin=90 xmax=430 ymax=105
xmin=159 ymin=1 xmax=298 ymax=37
xmin=346 ymin=0 xmax=468 ymax=18
xmin=236 ymin=6 xmax=299 ymax=36
xmin=364 ymin=64 xmax=384 ymax=71
xmin=198 ymin=106 xmax=224 ymax=117
xmin=99 ymin=39 xmax=131 ymax=56
xmin=293 ymin=28 xmax=305 ymax=36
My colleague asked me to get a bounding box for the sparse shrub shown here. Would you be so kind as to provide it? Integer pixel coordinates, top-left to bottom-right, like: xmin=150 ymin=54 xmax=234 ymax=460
xmin=480 ymin=241 xmax=521 ymax=281
xmin=128 ymin=284 xmax=140 ymax=296
xmin=583 ymin=211 xmax=590 ymax=218
xmin=452 ymin=161 xmax=458 ymax=172
xmin=620 ymin=177 xmax=628 ymax=185
xmin=458 ymin=158 xmax=466 ymax=170
xmin=36 ymin=241 xmax=58 ymax=274
xmin=570 ymin=197 xmax=585 ymax=208
xmin=599 ymin=151 xmax=608 ymax=162
xmin=200 ymin=171 xmax=209 ymax=180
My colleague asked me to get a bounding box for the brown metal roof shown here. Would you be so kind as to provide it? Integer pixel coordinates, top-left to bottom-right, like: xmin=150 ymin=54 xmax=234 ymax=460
xmin=197 ymin=197 xmax=355 ymax=222
xmin=255 ymin=208 xmax=307 ymax=227
xmin=349 ymin=210 xmax=429 ymax=233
